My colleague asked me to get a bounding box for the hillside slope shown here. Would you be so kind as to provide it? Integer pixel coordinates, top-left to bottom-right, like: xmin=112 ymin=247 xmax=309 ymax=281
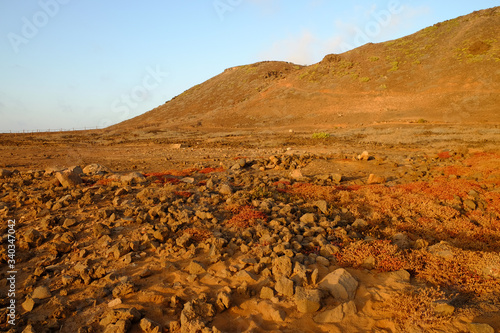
xmin=112 ymin=7 xmax=500 ymax=131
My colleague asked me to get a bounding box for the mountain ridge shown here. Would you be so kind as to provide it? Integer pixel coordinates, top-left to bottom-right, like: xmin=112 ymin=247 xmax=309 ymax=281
xmin=111 ymin=7 xmax=500 ymax=132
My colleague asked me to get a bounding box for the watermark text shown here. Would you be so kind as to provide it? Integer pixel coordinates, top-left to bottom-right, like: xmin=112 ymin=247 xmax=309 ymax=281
xmin=6 ymin=219 xmax=17 ymax=326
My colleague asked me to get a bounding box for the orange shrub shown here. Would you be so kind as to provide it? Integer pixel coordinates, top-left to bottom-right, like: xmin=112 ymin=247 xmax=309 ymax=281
xmin=184 ymin=228 xmax=212 ymax=242
xmin=198 ymin=167 xmax=225 ymax=174
xmin=174 ymin=191 xmax=193 ymax=198
xmin=227 ymin=205 xmax=267 ymax=228
xmin=335 ymin=240 xmax=406 ymax=272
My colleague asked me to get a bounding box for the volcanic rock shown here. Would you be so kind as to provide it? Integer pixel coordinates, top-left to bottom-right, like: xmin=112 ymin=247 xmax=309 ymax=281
xmin=367 ymin=174 xmax=386 ymax=184
xmin=275 ymin=276 xmax=294 ymax=297
xmin=319 ymin=268 xmax=358 ymax=302
xmin=83 ymin=163 xmax=111 ymax=175
xmin=32 ymin=285 xmax=52 ymax=300
xmin=294 ymin=287 xmax=322 ymax=313
xmin=313 ymin=301 xmax=357 ymax=323
xmin=55 ymin=170 xmax=82 ymax=188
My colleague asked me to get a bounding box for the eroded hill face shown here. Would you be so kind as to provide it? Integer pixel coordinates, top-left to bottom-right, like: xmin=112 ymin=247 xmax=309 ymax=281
xmin=112 ymin=7 xmax=500 ymax=132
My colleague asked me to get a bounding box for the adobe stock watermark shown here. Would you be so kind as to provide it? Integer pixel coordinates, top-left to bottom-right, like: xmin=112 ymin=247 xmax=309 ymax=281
xmin=7 ymin=0 xmax=71 ymax=54
xmin=339 ymin=0 xmax=404 ymax=52
xmin=213 ymin=0 xmax=243 ymax=21
xmin=99 ymin=65 xmax=168 ymax=128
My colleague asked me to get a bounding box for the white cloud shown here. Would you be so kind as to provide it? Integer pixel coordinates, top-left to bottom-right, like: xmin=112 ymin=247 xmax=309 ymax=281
xmin=259 ymin=30 xmax=319 ymax=65
xmin=332 ymin=3 xmax=431 ymax=51
xmin=258 ymin=3 xmax=431 ymax=64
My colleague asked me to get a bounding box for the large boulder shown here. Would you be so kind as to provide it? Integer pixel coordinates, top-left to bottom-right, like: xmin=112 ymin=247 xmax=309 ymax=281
xmin=55 ymin=170 xmax=82 ymax=188
xmin=83 ymin=164 xmax=111 ymax=175
xmin=318 ymin=268 xmax=358 ymax=302
xmin=0 ymin=169 xmax=13 ymax=178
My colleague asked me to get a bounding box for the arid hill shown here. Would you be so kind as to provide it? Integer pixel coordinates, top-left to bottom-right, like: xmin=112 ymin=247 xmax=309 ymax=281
xmin=113 ymin=7 xmax=500 ymax=131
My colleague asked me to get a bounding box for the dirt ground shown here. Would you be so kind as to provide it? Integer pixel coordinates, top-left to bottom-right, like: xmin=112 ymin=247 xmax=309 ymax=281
xmin=1 ymin=123 xmax=500 ymax=333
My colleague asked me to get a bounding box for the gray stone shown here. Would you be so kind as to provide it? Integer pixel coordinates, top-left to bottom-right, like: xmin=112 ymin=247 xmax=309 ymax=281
xmin=463 ymin=199 xmax=477 ymax=210
xmin=358 ymin=151 xmax=371 ymax=161
xmin=139 ymin=318 xmax=162 ymax=333
xmin=237 ymin=158 xmax=246 ymax=167
xmin=103 ymin=319 xmax=130 ymax=333
xmin=83 ymin=163 xmax=110 ymax=175
xmin=272 ymin=256 xmax=293 ymax=278
xmin=219 ymin=183 xmax=233 ymax=195
xmin=315 ymin=256 xmax=330 ymax=267
xmin=115 ymin=307 xmax=141 ymax=322
xmin=0 ymin=169 xmax=12 ymax=178
xmin=181 ymin=177 xmax=195 ymax=184
xmin=24 ymin=228 xmax=42 ymax=246
xmin=367 ymin=174 xmax=386 ymax=184
xmin=56 ymin=170 xmax=82 ymax=188
xmin=63 ymin=218 xmax=77 ymax=228
xmin=32 ymin=286 xmax=52 ymax=300
xmin=206 ymin=178 xmax=215 ymax=189
xmin=269 ymin=307 xmax=286 ymax=322
xmin=300 ymin=213 xmax=316 ymax=224
xmin=22 ymin=324 xmax=36 ymax=333
xmin=260 ymin=286 xmax=275 ymax=299
xmin=319 ymin=268 xmax=358 ymax=302
xmin=352 ymin=219 xmax=368 ymax=228
xmin=432 ymin=301 xmax=455 ymax=316
xmin=428 ymin=241 xmax=454 ymax=259
xmin=188 ymin=260 xmax=207 ymax=275
xmin=112 ymin=282 xmax=135 ymax=298
xmin=235 ymin=270 xmax=257 ymax=283
xmin=120 ymin=172 xmax=146 ymax=184
xmin=275 ymin=276 xmax=294 ymax=297
xmin=68 ymin=165 xmax=84 ymax=175
xmin=180 ymin=297 xmax=215 ymax=333
xmin=392 ymin=232 xmax=411 ymax=249
xmin=22 ymin=297 xmax=36 ymax=311
xmin=108 ymin=298 xmax=122 ymax=308
xmin=294 ymin=287 xmax=322 ymax=313
xmin=289 ymin=169 xmax=303 ymax=179
xmin=331 ymin=173 xmax=343 ymax=183
xmin=44 ymin=166 xmax=65 ymax=175
xmin=216 ymin=289 xmax=231 ymax=311
xmin=314 ymin=200 xmax=328 ymax=214
xmin=468 ymin=323 xmax=495 ymax=333
xmin=313 ymin=301 xmax=357 ymax=323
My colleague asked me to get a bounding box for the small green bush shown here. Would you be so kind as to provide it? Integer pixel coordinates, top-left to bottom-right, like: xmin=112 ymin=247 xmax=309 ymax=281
xmin=312 ymin=132 xmax=330 ymax=139
xmin=389 ymin=61 xmax=399 ymax=72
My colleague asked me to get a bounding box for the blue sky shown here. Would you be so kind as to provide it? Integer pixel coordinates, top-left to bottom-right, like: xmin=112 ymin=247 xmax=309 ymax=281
xmin=0 ymin=0 xmax=498 ymax=132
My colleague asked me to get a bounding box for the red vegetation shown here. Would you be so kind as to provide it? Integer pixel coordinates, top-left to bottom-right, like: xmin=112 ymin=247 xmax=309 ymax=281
xmin=278 ymin=182 xmax=338 ymax=201
xmin=301 ymin=245 xmax=321 ymax=256
xmin=399 ymin=178 xmax=483 ymax=201
xmin=184 ymin=228 xmax=212 ymax=242
xmin=198 ymin=167 xmax=225 ymax=174
xmin=437 ymin=151 xmax=451 ymax=159
xmin=174 ymin=191 xmax=193 ymax=198
xmin=335 ymin=240 xmax=406 ymax=272
xmin=144 ymin=168 xmax=198 ymax=178
xmin=273 ymin=180 xmax=291 ymax=186
xmin=227 ymin=205 xmax=267 ymax=228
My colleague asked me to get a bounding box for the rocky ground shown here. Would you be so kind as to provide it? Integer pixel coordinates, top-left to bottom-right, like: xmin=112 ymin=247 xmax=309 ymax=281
xmin=1 ymin=127 xmax=500 ymax=333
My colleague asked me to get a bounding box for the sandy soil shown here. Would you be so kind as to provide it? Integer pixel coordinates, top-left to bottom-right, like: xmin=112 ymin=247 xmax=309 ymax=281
xmin=0 ymin=124 xmax=499 ymax=333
